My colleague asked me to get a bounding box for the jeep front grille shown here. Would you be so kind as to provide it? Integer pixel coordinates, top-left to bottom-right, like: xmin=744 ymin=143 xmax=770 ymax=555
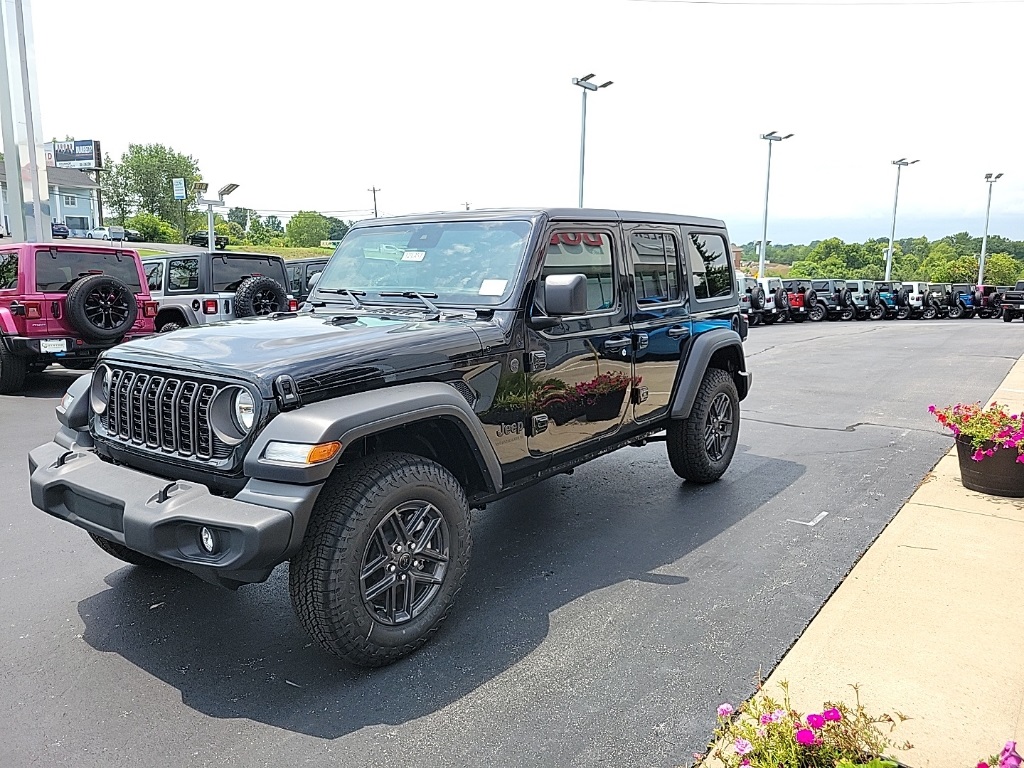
xmin=104 ymin=368 xmax=231 ymax=461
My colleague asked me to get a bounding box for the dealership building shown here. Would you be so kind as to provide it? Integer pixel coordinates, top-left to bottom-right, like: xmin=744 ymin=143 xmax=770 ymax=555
xmin=0 ymin=139 xmax=103 ymax=237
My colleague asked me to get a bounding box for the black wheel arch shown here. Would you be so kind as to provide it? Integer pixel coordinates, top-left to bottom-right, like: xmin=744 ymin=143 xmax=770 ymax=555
xmin=244 ymin=383 xmax=503 ymax=496
xmin=155 ymin=308 xmax=189 ymax=329
xmin=669 ymin=328 xmax=750 ymax=419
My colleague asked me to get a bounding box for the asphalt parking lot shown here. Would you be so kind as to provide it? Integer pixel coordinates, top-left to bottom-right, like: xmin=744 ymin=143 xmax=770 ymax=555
xmin=3 ymin=319 xmax=1022 ymax=768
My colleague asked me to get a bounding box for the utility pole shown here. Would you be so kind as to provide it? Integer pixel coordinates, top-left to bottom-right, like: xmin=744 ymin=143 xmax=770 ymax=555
xmin=368 ymin=186 xmax=380 ymax=218
xmin=885 ymin=158 xmax=919 ymax=282
xmin=463 ymin=202 xmax=470 ymax=211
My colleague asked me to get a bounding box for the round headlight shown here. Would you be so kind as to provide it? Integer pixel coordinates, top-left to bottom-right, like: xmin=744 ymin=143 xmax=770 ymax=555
xmin=233 ymin=390 xmax=255 ymax=432
xmin=90 ymin=365 xmax=112 ymax=415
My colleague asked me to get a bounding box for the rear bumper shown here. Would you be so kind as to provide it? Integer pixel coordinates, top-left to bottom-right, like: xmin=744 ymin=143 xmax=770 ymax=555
xmin=2 ymin=334 xmax=151 ymax=357
xmin=28 ymin=441 xmax=320 ymax=587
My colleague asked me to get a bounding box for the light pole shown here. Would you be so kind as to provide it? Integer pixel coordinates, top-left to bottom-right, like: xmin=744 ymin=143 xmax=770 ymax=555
xmin=978 ymin=172 xmax=1003 ymax=285
xmin=572 ymin=73 xmax=612 ymax=208
xmin=758 ymin=131 xmax=793 ymax=279
xmin=194 ymin=182 xmax=238 ymax=251
xmin=884 ymin=158 xmax=918 ymax=282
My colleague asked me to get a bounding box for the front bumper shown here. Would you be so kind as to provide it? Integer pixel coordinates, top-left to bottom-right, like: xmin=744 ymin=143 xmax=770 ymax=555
xmin=28 ymin=441 xmax=319 ymax=587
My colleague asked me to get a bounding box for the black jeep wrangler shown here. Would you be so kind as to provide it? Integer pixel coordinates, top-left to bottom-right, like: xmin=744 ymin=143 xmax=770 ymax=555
xmin=28 ymin=208 xmax=751 ymax=667
xmin=806 ymin=279 xmax=856 ymax=321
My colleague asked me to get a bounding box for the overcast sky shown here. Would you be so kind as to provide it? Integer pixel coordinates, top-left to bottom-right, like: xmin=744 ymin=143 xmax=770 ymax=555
xmin=28 ymin=0 xmax=1024 ymax=244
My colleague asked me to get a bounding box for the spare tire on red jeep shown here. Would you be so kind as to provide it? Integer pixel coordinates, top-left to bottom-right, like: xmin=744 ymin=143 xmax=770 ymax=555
xmin=234 ymin=276 xmax=288 ymax=318
xmin=65 ymin=274 xmax=138 ymax=343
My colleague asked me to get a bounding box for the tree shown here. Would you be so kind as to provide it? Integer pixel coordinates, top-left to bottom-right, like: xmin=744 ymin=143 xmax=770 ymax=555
xmin=932 ymin=255 xmax=979 ymax=283
xmin=101 ymin=152 xmax=132 ymax=225
xmin=325 ymin=216 xmax=351 ymax=241
xmin=265 ymin=215 xmax=284 ymax=233
xmin=102 ymin=144 xmax=203 ymax=233
xmin=226 ymin=221 xmax=245 ymax=244
xmin=228 ymin=207 xmax=259 ymax=230
xmin=285 ymin=211 xmax=330 ymax=247
xmin=124 ymin=212 xmax=179 ymax=243
xmin=247 ymin=217 xmax=271 ymax=245
xmin=981 ymin=253 xmax=1019 ymax=285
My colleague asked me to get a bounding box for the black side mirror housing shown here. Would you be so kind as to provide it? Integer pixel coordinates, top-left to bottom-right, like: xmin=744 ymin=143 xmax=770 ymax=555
xmin=544 ymin=274 xmax=588 ymax=316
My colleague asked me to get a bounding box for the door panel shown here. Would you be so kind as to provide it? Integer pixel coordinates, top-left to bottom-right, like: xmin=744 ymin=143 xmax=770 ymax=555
xmin=623 ymin=224 xmax=691 ymax=423
xmin=527 ymin=227 xmax=633 ymax=457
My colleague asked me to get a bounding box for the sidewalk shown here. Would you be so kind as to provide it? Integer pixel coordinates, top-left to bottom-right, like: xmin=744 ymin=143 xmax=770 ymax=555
xmin=754 ymin=356 xmax=1024 ymax=766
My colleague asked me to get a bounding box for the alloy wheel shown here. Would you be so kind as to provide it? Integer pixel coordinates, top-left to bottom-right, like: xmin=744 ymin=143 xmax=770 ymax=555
xmin=83 ymin=282 xmax=131 ymax=330
xmin=704 ymin=392 xmax=734 ymax=462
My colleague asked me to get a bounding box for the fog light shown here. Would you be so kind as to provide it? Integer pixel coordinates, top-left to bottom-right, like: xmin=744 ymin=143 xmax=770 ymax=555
xmin=199 ymin=526 xmax=216 ymax=554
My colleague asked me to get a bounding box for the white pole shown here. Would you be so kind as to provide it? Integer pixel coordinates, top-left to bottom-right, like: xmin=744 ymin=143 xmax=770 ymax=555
xmin=978 ymin=180 xmax=995 ymax=285
xmin=758 ymin=139 xmax=773 ymax=279
xmin=577 ymin=88 xmax=587 ymax=208
xmin=885 ymin=164 xmax=902 ymax=282
xmin=207 ymin=204 xmax=215 ymax=251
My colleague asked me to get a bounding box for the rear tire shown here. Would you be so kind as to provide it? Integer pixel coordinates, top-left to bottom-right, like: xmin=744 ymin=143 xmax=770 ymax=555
xmin=1003 ymin=308 xmax=1014 ymax=322
xmin=948 ymin=303 xmax=964 ymax=319
xmin=89 ymin=533 xmax=167 ymax=568
xmin=922 ymin=305 xmax=938 ymax=320
xmin=808 ymin=303 xmax=827 ymax=322
xmin=839 ymin=306 xmax=856 ymax=321
xmin=896 ymin=306 xmax=910 ymax=320
xmin=869 ymin=305 xmax=886 ymax=320
xmin=158 ymin=321 xmax=183 ymax=333
xmin=289 ymin=452 xmax=472 ymax=667
xmin=0 ymin=345 xmax=28 ymax=394
xmin=667 ymin=368 xmax=739 ymax=484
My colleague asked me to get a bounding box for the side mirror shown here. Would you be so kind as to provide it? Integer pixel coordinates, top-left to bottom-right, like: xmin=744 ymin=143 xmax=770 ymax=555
xmin=544 ymin=274 xmax=588 ymax=316
xmin=307 ymin=272 xmax=321 ymax=290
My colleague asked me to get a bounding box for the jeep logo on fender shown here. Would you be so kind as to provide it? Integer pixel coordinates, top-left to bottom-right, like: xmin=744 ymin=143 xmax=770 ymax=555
xmin=495 ymin=421 xmax=525 ymax=438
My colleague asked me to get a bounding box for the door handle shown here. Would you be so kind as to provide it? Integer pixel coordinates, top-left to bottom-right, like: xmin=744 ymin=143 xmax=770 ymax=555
xmin=603 ymin=337 xmax=631 ymax=352
xmin=666 ymin=325 xmax=689 ymax=338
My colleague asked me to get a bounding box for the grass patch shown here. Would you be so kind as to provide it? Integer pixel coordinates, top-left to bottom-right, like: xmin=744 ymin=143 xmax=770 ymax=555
xmin=225 ymin=244 xmax=333 ymax=260
xmin=136 ymin=248 xmax=167 ymax=257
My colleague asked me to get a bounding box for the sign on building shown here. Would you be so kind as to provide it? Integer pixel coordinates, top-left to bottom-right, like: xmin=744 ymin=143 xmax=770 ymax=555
xmin=172 ymin=177 xmax=187 ymax=200
xmin=43 ymin=140 xmax=102 ymax=169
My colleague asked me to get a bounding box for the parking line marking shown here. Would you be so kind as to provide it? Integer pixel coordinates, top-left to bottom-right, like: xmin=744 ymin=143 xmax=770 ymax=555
xmin=787 ymin=511 xmax=829 ymax=527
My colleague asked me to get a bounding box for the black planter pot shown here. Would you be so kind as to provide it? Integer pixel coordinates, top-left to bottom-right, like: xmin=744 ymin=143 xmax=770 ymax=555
xmin=583 ymin=389 xmax=627 ymax=422
xmin=955 ymin=436 xmax=1024 ymax=497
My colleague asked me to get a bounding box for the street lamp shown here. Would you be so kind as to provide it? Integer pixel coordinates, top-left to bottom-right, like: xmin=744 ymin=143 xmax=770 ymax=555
xmin=195 ymin=182 xmax=239 ymax=251
xmin=572 ymin=73 xmax=613 ymax=208
xmin=884 ymin=158 xmax=918 ymax=282
xmin=758 ymin=131 xmax=794 ymax=279
xmin=978 ymin=172 xmax=1003 ymax=285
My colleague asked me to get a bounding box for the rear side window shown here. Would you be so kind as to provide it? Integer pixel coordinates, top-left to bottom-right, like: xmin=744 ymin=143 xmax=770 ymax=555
xmin=145 ymin=261 xmax=163 ymax=291
xmin=168 ymin=258 xmax=199 ymax=291
xmin=0 ymin=252 xmax=17 ymax=290
xmin=287 ymin=264 xmax=302 ymax=293
xmin=688 ymin=233 xmax=733 ymax=300
xmin=811 ymin=280 xmax=828 ymax=291
xmin=542 ymin=231 xmax=615 ymax=312
xmin=34 ymin=250 xmax=143 ymax=292
xmin=212 ymin=256 xmax=287 ymax=292
xmin=630 ymin=232 xmax=681 ymax=305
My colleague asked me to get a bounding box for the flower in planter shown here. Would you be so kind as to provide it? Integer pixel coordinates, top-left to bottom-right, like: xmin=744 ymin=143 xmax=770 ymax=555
xmin=977 ymin=740 xmax=1022 ymax=768
xmin=930 ymin=402 xmax=1024 ymax=463
xmin=696 ymin=682 xmax=911 ymax=768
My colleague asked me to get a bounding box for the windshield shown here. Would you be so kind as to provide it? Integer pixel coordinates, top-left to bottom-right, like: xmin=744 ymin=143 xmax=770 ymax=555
xmin=212 ymin=255 xmax=288 ymax=292
xmin=314 ymin=220 xmax=533 ymax=306
xmin=35 ymin=250 xmax=143 ymax=292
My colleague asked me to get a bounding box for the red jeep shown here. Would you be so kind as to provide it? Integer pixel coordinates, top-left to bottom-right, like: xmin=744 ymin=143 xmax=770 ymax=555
xmin=0 ymin=243 xmax=158 ymax=393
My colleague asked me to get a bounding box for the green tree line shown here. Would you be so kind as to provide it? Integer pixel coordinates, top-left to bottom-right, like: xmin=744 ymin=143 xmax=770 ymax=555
xmin=743 ymin=233 xmax=1024 ymax=284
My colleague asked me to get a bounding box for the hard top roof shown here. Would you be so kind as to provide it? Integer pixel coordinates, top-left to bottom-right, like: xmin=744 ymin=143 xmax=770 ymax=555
xmin=349 ymin=207 xmax=727 ymax=230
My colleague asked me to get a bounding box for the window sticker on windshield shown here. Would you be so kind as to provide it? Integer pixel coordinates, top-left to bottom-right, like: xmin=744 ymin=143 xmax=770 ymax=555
xmin=479 ymin=279 xmax=508 ymax=296
xmin=401 ymin=250 xmax=426 ymax=262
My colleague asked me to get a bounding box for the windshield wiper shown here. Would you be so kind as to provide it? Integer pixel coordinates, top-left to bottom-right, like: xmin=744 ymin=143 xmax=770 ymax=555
xmin=318 ymin=288 xmax=365 ymax=308
xmin=379 ymin=291 xmax=442 ymax=317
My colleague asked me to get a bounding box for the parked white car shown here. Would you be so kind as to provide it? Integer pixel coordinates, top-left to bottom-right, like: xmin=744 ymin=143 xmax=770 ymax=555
xmin=757 ymin=276 xmax=789 ymax=323
xmin=85 ymin=227 xmax=111 ymax=240
xmin=902 ymin=281 xmax=930 ymax=317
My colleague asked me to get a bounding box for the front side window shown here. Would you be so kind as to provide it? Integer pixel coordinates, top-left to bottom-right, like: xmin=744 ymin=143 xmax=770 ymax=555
xmin=630 ymin=232 xmax=680 ymax=306
xmin=0 ymin=252 xmax=17 ymax=290
xmin=35 ymin=250 xmax=143 ymax=292
xmin=145 ymin=261 xmax=163 ymax=291
xmin=167 ymin=258 xmax=199 ymax=291
xmin=688 ymin=233 xmax=733 ymax=300
xmin=315 ymin=220 xmax=533 ymax=306
xmin=541 ymin=230 xmax=615 ymax=313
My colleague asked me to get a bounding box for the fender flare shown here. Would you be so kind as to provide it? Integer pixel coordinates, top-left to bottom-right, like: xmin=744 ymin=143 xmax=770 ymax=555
xmin=244 ymin=382 xmax=503 ymax=493
xmin=155 ymin=306 xmax=195 ymax=328
xmin=670 ymin=328 xmax=750 ymax=419
xmin=0 ymin=307 xmax=18 ymax=335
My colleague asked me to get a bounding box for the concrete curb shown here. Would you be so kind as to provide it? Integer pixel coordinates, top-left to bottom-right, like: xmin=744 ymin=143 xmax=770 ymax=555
xmin=748 ymin=355 xmax=1024 ymax=767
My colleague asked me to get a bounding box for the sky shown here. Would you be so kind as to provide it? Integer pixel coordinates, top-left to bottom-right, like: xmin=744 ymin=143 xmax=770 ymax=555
xmin=25 ymin=0 xmax=1024 ymax=245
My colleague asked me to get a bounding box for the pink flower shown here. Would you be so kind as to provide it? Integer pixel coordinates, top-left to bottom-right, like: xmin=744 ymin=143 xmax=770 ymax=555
xmin=985 ymin=448 xmax=996 ymax=457
xmin=796 ymin=728 xmax=816 ymax=746
xmin=1001 ymin=741 xmax=1022 ymax=768
xmin=928 ymin=405 xmax=936 ymax=413
xmin=806 ymin=713 xmax=825 ymax=729
xmin=717 ymin=703 xmax=734 ymax=718
xmin=1017 ymin=455 xmax=1024 ymax=464
xmin=757 ymin=727 xmax=766 ymax=738
xmin=979 ymin=762 xmax=991 ymax=768
xmin=973 ymin=450 xmax=986 ymax=462
xmin=771 ymin=709 xmax=785 ymax=722
xmin=734 ymin=738 xmax=753 ymax=756
xmin=822 ymin=707 xmax=842 ymax=722
xmin=760 ymin=713 xmax=773 ymax=724
xmin=741 ymin=761 xmax=750 ymax=767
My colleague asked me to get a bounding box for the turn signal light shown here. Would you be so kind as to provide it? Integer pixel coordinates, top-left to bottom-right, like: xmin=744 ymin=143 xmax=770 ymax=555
xmin=203 ymin=299 xmax=218 ymax=314
xmin=307 ymin=441 xmax=342 ymax=463
xmin=143 ymin=301 xmax=159 ymax=318
xmin=24 ymin=301 xmax=42 ymax=319
xmin=263 ymin=440 xmax=342 ymax=465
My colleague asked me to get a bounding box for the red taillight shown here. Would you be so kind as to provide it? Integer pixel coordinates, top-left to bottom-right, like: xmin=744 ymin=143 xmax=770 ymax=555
xmin=24 ymin=301 xmax=42 ymax=319
xmin=143 ymin=301 xmax=159 ymax=318
xmin=288 ymin=299 xmax=298 ymax=312
xmin=203 ymin=299 xmax=218 ymax=314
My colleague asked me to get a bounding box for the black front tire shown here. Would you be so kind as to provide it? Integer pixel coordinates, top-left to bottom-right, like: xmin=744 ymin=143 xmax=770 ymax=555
xmin=1004 ymin=308 xmax=1014 ymax=323
xmin=289 ymin=452 xmax=472 ymax=667
xmin=89 ymin=533 xmax=167 ymax=568
xmin=808 ymin=303 xmax=827 ymax=322
xmin=667 ymin=368 xmax=739 ymax=484
xmin=158 ymin=321 xmax=183 ymax=333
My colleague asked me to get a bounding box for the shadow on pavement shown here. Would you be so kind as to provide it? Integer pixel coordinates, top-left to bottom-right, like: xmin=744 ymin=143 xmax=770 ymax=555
xmin=9 ymin=367 xmax=86 ymax=399
xmin=76 ymin=447 xmax=804 ymax=739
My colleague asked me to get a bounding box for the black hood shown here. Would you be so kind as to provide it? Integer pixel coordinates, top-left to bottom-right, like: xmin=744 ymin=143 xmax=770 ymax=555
xmin=103 ymin=312 xmax=488 ymax=398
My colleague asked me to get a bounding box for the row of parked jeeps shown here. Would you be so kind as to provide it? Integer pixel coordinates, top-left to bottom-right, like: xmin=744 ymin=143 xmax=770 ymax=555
xmin=738 ymin=276 xmax=1024 ymax=325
